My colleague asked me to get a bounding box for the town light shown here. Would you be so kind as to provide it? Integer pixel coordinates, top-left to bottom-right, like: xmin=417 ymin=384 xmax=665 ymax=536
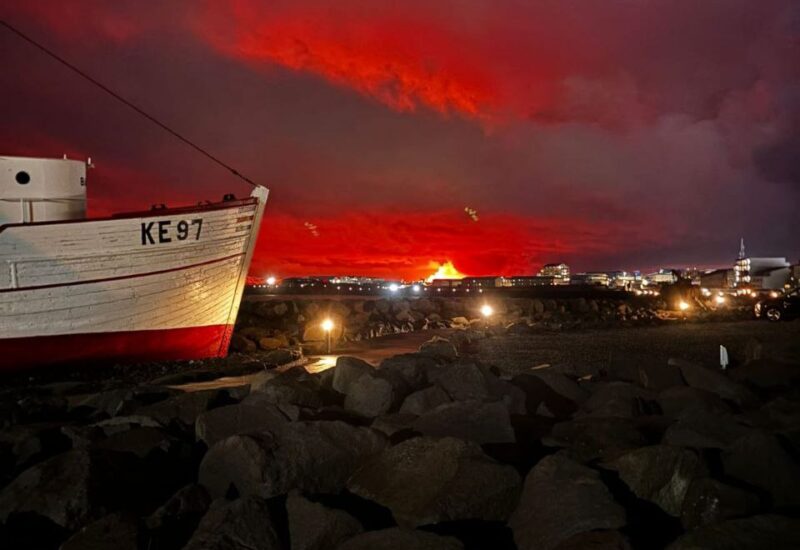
xmin=389 ymin=283 xmax=399 ymax=292
xmin=678 ymin=300 xmax=690 ymax=311
xmin=321 ymin=318 xmax=334 ymax=353
xmin=266 ymin=276 xmax=276 ymax=286
xmin=715 ymin=295 xmax=726 ymax=305
xmin=412 ymin=284 xmax=421 ymax=292
xmin=481 ymin=304 xmax=494 ymax=317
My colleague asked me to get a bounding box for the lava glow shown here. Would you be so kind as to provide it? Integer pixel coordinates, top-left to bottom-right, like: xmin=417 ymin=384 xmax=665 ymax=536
xmin=426 ymin=261 xmax=466 ymax=282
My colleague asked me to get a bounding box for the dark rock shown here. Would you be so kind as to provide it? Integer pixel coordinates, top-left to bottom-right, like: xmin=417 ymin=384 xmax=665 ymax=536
xmin=511 ymin=373 xmax=578 ymax=418
xmin=667 ymin=514 xmax=800 ymax=549
xmin=344 ymin=373 xmax=398 ymax=418
xmin=722 ymin=431 xmax=800 ymax=508
xmin=95 ymin=426 xmax=188 ymax=459
xmin=230 ymin=333 xmax=257 ymax=353
xmin=183 ymin=496 xmax=281 ymax=550
xmin=379 ymin=353 xmax=439 ymax=390
xmin=347 ymin=436 xmax=520 ymax=527
xmin=263 ymin=348 xmax=300 ymax=366
xmin=730 ymin=358 xmax=800 ymax=392
xmin=657 ymin=386 xmax=732 ymax=419
xmin=670 ymin=359 xmax=758 ymax=408
xmin=0 ymin=449 xmax=139 ymax=530
xmin=680 ymin=478 xmax=760 ymax=530
xmin=638 ymin=363 xmax=684 ymax=391
xmin=337 ymin=527 xmax=463 ymax=550
xmin=412 ymin=400 xmax=515 ymax=444
xmin=199 ymin=421 xmax=387 ymax=498
xmin=433 ymin=360 xmax=525 ymax=413
xmin=418 ymin=336 xmax=458 ymax=361
xmin=509 ymin=454 xmax=626 ymax=550
xmin=530 ymin=371 xmax=589 ymax=403
xmin=554 ymin=530 xmax=632 ymax=550
xmin=662 ymin=410 xmax=753 ymax=449
xmin=370 ymin=413 xmax=417 ymax=438
xmin=578 ymin=382 xmax=657 ymax=419
xmin=195 ymin=402 xmax=295 ymax=446
xmin=60 ymin=512 xmax=141 ymax=550
xmin=135 ymin=390 xmax=223 ymax=428
xmin=399 ymin=386 xmax=452 ymax=415
xmin=332 ymin=357 xmax=374 ymax=394
xmin=248 ymin=373 xmax=323 ymax=408
xmin=606 ymin=445 xmax=707 ymax=516
xmin=145 ymin=484 xmax=211 ymax=549
xmin=287 ymin=492 xmax=362 ymax=550
xmin=545 ymin=417 xmax=647 ymax=462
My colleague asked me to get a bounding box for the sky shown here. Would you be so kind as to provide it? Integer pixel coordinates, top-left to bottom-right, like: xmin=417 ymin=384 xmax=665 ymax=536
xmin=1 ymin=1 xmax=798 ymax=280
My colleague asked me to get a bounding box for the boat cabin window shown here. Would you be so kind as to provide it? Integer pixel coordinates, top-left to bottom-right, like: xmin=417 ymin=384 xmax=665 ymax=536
xmin=15 ymin=171 xmax=30 ymax=184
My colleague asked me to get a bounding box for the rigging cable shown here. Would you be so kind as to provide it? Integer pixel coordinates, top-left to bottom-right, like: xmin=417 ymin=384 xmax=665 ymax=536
xmin=0 ymin=18 xmax=260 ymax=188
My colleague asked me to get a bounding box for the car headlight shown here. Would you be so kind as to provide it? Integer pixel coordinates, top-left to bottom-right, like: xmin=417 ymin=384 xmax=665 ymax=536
xmin=755 ymin=303 xmax=761 ymax=314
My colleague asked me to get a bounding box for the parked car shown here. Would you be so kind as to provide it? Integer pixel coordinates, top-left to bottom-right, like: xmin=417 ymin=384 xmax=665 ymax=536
xmin=755 ymin=288 xmax=800 ymax=321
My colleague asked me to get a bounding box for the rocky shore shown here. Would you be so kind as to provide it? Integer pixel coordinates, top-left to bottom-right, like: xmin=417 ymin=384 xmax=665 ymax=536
xmin=233 ymin=294 xmax=751 ymax=354
xmin=1 ymin=319 xmax=798 ymax=549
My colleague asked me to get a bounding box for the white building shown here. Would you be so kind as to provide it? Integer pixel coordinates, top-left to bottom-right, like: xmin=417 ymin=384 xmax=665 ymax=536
xmin=538 ymin=263 xmax=570 ymax=285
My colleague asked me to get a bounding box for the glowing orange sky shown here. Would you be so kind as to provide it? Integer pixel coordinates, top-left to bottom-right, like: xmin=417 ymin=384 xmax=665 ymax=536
xmin=1 ymin=1 xmax=798 ymax=278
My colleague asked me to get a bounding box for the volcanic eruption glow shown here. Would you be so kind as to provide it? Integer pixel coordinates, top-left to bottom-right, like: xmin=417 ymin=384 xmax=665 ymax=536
xmin=426 ymin=261 xmax=466 ymax=283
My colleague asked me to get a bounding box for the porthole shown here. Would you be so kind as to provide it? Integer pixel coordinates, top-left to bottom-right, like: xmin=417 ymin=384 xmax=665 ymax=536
xmin=15 ymin=171 xmax=30 ymax=184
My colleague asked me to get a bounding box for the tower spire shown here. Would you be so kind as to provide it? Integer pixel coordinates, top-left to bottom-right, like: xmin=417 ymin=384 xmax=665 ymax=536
xmin=738 ymin=238 xmax=746 ymax=260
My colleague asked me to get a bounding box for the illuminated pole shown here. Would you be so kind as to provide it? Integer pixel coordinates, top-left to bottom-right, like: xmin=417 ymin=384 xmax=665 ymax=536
xmin=321 ymin=318 xmax=334 ymax=353
xmin=480 ymin=304 xmax=494 ymax=328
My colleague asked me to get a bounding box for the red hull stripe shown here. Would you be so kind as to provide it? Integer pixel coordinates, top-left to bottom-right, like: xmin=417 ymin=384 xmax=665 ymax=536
xmin=0 ymin=325 xmax=231 ymax=370
xmin=0 ymin=252 xmax=244 ymax=294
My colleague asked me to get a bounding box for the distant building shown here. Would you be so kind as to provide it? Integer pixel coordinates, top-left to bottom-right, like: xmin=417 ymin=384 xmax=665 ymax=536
xmin=507 ymin=275 xmax=557 ymax=287
xmin=645 ymin=269 xmax=678 ymax=285
xmin=538 ymin=263 xmax=570 ymax=285
xmin=280 ymin=277 xmax=322 ymax=289
xmin=429 ymin=278 xmax=462 ymax=288
xmin=607 ymin=271 xmax=640 ymax=290
xmin=733 ymin=238 xmax=789 ymax=287
xmin=462 ymin=276 xmax=505 ymax=288
xmin=570 ymin=272 xmax=609 ymax=286
xmin=749 ymin=266 xmax=791 ymax=291
xmin=699 ymin=268 xmax=736 ymax=290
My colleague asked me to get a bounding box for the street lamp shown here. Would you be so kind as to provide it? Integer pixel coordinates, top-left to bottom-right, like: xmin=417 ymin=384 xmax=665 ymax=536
xmin=266 ymin=276 xmax=276 ymax=286
xmin=321 ymin=318 xmax=334 ymax=353
xmin=678 ymin=300 xmax=690 ymax=311
xmin=481 ymin=304 xmax=494 ymax=317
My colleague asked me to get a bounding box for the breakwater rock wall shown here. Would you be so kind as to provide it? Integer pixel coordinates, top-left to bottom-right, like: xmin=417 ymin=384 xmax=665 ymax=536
xmin=233 ymin=295 xmax=666 ymax=352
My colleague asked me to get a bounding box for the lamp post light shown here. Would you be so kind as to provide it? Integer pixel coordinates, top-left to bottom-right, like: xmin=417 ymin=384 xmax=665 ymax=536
xmin=321 ymin=318 xmax=334 ymax=353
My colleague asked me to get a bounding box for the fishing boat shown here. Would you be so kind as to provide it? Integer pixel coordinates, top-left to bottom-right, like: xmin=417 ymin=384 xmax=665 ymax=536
xmin=0 ymin=155 xmax=268 ymax=368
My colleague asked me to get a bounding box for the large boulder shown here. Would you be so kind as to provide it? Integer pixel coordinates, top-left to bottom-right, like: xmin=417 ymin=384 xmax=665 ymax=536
xmin=657 ymin=387 xmax=732 ymax=419
xmin=680 ymin=478 xmax=759 ymax=530
xmin=530 ymin=371 xmax=589 ymax=404
xmin=637 ymin=362 xmax=685 ymax=391
xmin=60 ymin=512 xmax=141 ymax=550
xmin=135 ymin=390 xmax=224 ymax=428
xmin=511 ymin=374 xmax=578 ymax=418
xmin=509 ymin=454 xmax=626 ymax=550
xmin=670 ymin=359 xmax=758 ymax=408
xmin=379 ymin=353 xmax=439 ymax=390
xmin=399 ymin=386 xmax=452 ymax=415
xmin=248 ymin=370 xmax=323 ymax=408
xmin=332 ymin=357 xmax=374 ymax=394
xmin=182 ymin=496 xmax=281 ymax=550
xmin=722 ymin=431 xmax=800 ymax=508
xmin=662 ymin=410 xmax=753 ymax=449
xmin=286 ymin=492 xmax=362 ymax=550
xmin=145 ymin=484 xmax=211 ymax=550
xmin=418 ymin=336 xmax=458 ymax=361
xmin=544 ymin=417 xmax=647 ymax=462
xmin=347 ymin=436 xmax=521 ymax=527
xmin=606 ymin=445 xmax=707 ymax=516
xmin=195 ymin=402 xmax=295 ymax=447
xmin=667 ymin=514 xmax=800 ymax=550
xmin=337 ymin=528 xmax=463 ymax=550
xmin=412 ymin=400 xmax=515 ymax=444
xmin=199 ymin=421 xmax=387 ymax=498
xmin=344 ymin=373 xmax=399 ymax=418
xmin=0 ymin=449 xmax=139 ymax=530
xmin=578 ymin=382 xmax=657 ymax=419
xmin=433 ymin=361 xmax=525 ymax=413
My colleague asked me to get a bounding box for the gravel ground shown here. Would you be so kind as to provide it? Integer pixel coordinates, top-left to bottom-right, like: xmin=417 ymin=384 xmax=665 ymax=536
xmin=474 ymin=319 xmax=800 ymax=377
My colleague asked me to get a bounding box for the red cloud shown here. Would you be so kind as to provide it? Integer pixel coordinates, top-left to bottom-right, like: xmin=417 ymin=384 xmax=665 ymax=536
xmin=251 ymin=210 xmax=664 ymax=280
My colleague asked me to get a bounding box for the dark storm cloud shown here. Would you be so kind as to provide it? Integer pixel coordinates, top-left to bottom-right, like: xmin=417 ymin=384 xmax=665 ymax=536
xmin=0 ymin=0 xmax=797 ymax=277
